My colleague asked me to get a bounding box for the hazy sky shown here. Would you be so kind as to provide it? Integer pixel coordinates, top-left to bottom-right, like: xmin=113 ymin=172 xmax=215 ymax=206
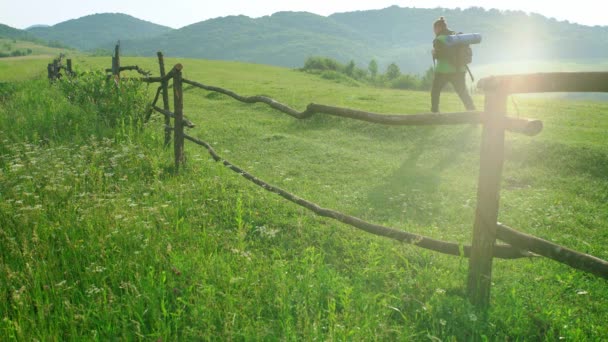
xmin=1 ymin=0 xmax=605 ymax=29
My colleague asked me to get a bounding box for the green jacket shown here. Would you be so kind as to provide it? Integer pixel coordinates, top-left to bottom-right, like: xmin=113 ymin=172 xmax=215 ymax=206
xmin=433 ymin=34 xmax=466 ymax=74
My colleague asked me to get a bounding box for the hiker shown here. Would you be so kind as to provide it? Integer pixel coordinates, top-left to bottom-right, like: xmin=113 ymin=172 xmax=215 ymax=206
xmin=431 ymin=16 xmax=476 ymax=113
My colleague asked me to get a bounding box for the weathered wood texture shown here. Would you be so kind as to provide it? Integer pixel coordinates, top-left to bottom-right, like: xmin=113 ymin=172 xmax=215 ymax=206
xmin=497 ymin=223 xmax=608 ymax=279
xmin=309 ymin=103 xmax=483 ymax=125
xmin=182 ymin=78 xmax=311 ymax=118
xmin=112 ymin=42 xmax=120 ymax=78
xmin=172 ymin=64 xmax=185 ymax=172
xmin=478 ymin=72 xmax=608 ymax=94
xmin=47 ymin=55 xmax=68 ymax=81
xmin=157 ymin=52 xmax=172 ymax=146
xmin=177 ymin=131 xmax=532 ymax=259
xmin=503 ymin=117 xmax=543 ymax=136
xmin=142 ymin=65 xmax=180 ymax=83
xmin=47 ymin=64 xmax=54 ymax=81
xmin=182 ymin=78 xmax=542 ymax=135
xmin=118 ymin=65 xmax=150 ymax=76
xmin=152 ymin=106 xmax=195 ymax=128
xmin=467 ymin=90 xmax=508 ymax=309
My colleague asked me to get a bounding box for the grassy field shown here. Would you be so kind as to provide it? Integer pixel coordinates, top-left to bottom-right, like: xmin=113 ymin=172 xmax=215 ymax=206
xmin=0 ymin=55 xmax=607 ymax=340
xmin=0 ymin=38 xmax=73 ymax=58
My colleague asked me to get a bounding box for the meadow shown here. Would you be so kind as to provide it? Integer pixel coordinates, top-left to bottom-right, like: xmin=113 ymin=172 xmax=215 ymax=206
xmin=0 ymin=55 xmax=607 ymax=340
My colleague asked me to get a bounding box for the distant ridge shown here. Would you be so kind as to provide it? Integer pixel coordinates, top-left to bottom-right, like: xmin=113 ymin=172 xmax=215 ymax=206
xmin=18 ymin=6 xmax=608 ymax=73
xmin=26 ymin=13 xmax=173 ymax=50
xmin=0 ymin=23 xmax=37 ymax=40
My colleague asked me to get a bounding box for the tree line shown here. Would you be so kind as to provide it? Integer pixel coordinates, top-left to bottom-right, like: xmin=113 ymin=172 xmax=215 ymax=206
xmin=301 ymin=56 xmax=434 ymax=91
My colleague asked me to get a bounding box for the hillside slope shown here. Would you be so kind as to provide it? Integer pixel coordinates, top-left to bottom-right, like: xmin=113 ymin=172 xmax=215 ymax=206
xmin=123 ymin=6 xmax=608 ymax=73
xmin=26 ymin=13 xmax=173 ymax=51
xmin=0 ymin=23 xmax=39 ymax=41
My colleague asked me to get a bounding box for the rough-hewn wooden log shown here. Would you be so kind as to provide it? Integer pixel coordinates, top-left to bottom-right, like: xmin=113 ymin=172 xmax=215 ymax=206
xmin=151 ymin=86 xmax=162 ymax=109
xmin=47 ymin=64 xmax=54 ymax=81
xmin=53 ymin=59 xmax=60 ymax=79
xmin=182 ymin=78 xmax=311 ymax=118
xmin=142 ymin=66 xmax=180 ymax=84
xmin=173 ymin=64 xmax=185 ymax=172
xmin=467 ymin=90 xmax=508 ymax=309
xmin=145 ymin=86 xmax=163 ymax=123
xmin=503 ymin=117 xmax=543 ymax=136
xmin=176 ymin=131 xmax=533 ymax=259
xmin=157 ymin=52 xmax=172 ymax=146
xmin=113 ymin=42 xmax=120 ymax=78
xmin=181 ymin=79 xmax=542 ymax=135
xmin=152 ymin=105 xmax=195 ymax=128
xmin=497 ymin=223 xmax=608 ymax=279
xmin=478 ymin=72 xmax=608 ymax=94
xmin=308 ymin=103 xmax=482 ymax=125
xmin=119 ymin=65 xmax=151 ymax=76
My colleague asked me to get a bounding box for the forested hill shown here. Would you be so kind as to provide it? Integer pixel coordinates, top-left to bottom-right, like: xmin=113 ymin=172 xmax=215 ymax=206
xmin=10 ymin=6 xmax=608 ymax=73
xmin=122 ymin=6 xmax=608 ymax=73
xmin=26 ymin=13 xmax=173 ymax=51
xmin=0 ymin=23 xmax=37 ymax=41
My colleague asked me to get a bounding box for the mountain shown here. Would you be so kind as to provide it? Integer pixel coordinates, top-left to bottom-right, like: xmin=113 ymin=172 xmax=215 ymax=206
xmin=120 ymin=6 xmax=608 ymax=73
xmin=122 ymin=12 xmax=371 ymax=66
xmin=0 ymin=23 xmax=37 ymax=40
xmin=26 ymin=13 xmax=173 ymax=51
xmin=16 ymin=7 xmax=608 ymax=74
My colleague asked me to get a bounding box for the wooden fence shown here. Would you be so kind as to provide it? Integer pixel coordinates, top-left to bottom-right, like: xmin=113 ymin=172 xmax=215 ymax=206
xmin=54 ymin=49 xmax=608 ymax=310
xmin=105 ymin=41 xmax=151 ymax=82
xmin=47 ymin=53 xmax=72 ymax=81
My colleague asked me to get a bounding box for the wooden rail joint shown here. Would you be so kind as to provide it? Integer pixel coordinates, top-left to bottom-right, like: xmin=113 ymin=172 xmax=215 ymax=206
xmin=478 ymin=72 xmax=608 ymax=94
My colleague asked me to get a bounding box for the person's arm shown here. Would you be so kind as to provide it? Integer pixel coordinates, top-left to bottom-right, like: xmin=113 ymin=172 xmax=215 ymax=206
xmin=433 ymin=38 xmax=447 ymax=59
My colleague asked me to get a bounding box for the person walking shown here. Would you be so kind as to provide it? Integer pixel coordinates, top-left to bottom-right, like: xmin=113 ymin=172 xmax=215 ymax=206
xmin=431 ymin=16 xmax=476 ymax=113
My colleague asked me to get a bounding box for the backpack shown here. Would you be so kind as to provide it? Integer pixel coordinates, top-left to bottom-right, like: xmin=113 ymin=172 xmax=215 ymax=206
xmin=452 ymin=44 xmax=473 ymax=67
xmin=433 ymin=31 xmax=473 ymax=67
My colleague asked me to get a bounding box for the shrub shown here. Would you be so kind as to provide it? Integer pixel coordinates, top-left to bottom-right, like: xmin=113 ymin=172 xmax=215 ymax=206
xmin=302 ymin=56 xmax=342 ymax=72
xmin=390 ymin=74 xmax=421 ymax=90
xmin=58 ymin=71 xmax=149 ymax=130
xmin=0 ymin=80 xmax=93 ymax=143
xmin=320 ymin=70 xmax=360 ymax=86
xmin=0 ymin=73 xmax=150 ymax=144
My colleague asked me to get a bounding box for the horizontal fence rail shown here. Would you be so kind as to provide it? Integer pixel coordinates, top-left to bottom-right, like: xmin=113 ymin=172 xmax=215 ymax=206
xmin=497 ymin=223 xmax=608 ymax=279
xmin=159 ymin=64 xmax=608 ymax=283
xmin=105 ymin=65 xmax=151 ymax=76
xmin=478 ymin=72 xmax=608 ymax=94
xmin=176 ymin=130 xmax=532 ymax=259
xmin=183 ymin=78 xmax=312 ymax=119
xmin=50 ymin=49 xmax=608 ymax=310
xmin=182 ymin=79 xmax=544 ymax=136
xmin=152 ymin=106 xmax=195 ymax=128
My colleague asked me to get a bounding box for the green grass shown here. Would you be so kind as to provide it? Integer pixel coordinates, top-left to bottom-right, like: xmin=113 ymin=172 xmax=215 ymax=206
xmin=0 ymin=55 xmax=607 ymax=340
xmin=0 ymin=38 xmax=72 ymax=57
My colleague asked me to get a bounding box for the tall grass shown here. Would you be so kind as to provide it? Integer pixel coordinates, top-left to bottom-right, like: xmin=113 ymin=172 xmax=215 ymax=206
xmin=1 ymin=57 xmax=607 ymax=340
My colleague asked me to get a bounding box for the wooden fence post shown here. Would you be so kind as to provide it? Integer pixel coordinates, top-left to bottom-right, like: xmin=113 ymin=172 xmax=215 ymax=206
xmin=47 ymin=64 xmax=54 ymax=82
xmin=112 ymin=42 xmax=121 ymax=81
xmin=467 ymin=90 xmax=508 ymax=309
xmin=66 ymin=59 xmax=72 ymax=76
xmin=157 ymin=52 xmax=172 ymax=147
xmin=173 ymin=64 xmax=185 ymax=173
xmin=53 ymin=59 xmax=60 ymax=79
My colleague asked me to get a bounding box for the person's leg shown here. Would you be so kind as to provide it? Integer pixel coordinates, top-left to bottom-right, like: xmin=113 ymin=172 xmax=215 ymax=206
xmin=431 ymin=73 xmax=449 ymax=113
xmin=451 ymin=72 xmax=476 ymax=111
